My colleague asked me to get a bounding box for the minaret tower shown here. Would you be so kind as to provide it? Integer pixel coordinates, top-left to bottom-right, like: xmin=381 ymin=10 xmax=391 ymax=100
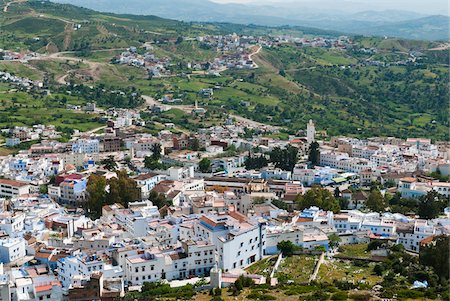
xmin=307 ymin=119 xmax=316 ymax=144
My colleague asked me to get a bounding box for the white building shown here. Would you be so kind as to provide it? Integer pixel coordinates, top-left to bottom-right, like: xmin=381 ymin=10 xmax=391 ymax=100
xmin=0 ymin=179 xmax=31 ymax=199
xmin=195 ymin=212 xmax=266 ymax=272
xmin=72 ymin=139 xmax=100 ymax=154
xmin=0 ymin=238 xmax=26 ymax=263
xmin=397 ymin=220 xmax=435 ymax=252
xmin=0 ymin=212 xmax=25 ymax=237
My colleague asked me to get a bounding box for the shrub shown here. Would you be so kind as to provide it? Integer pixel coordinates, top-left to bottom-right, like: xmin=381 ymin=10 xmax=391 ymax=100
xmin=247 ymin=290 xmax=277 ymax=300
xmin=373 ymin=263 xmax=384 ymax=276
xmin=331 ymin=291 xmax=348 ymax=300
xmin=349 ymin=292 xmax=371 ymax=301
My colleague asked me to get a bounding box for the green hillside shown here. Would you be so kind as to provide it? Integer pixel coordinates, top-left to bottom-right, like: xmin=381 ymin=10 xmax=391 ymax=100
xmin=0 ymin=0 xmax=448 ymax=140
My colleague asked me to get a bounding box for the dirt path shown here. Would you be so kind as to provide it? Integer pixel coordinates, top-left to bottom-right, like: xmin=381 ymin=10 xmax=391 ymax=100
xmin=70 ymin=125 xmax=107 ymax=141
xmin=30 ymin=50 xmax=125 ymax=83
xmin=428 ymin=43 xmax=450 ymax=51
xmin=309 ymin=252 xmax=325 ymax=283
xmin=249 ymin=45 xmax=262 ymax=68
xmin=63 ymin=23 xmax=74 ymax=51
xmin=142 ymin=95 xmax=280 ymax=130
xmin=2 ymin=0 xmax=26 ymax=12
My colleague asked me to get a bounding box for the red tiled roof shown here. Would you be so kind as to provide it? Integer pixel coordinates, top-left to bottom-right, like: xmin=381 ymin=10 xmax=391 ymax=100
xmin=0 ymin=178 xmax=29 ymax=187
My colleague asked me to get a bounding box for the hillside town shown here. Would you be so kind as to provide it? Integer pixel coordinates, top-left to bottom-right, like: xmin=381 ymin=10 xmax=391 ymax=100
xmin=0 ymin=1 xmax=448 ymax=299
xmin=0 ymin=110 xmax=448 ymax=300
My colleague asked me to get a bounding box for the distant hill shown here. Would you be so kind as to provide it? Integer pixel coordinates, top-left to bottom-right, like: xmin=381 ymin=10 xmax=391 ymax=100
xmin=52 ymin=0 xmax=450 ymax=41
xmin=356 ymin=16 xmax=450 ymax=41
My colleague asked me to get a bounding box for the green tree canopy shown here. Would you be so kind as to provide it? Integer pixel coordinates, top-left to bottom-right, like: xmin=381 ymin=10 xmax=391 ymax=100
xmin=198 ymin=157 xmax=212 ymax=173
xmin=85 ymin=170 xmax=139 ymax=219
xmin=418 ymin=190 xmax=448 ymax=219
xmin=295 ymin=186 xmax=340 ymax=213
xmin=419 ymin=235 xmax=450 ymax=283
xmin=366 ymin=189 xmax=386 ymax=212
xmin=308 ymin=141 xmax=320 ymax=166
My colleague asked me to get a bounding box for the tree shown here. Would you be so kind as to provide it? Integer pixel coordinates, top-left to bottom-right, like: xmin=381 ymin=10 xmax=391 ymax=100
xmin=328 ymin=233 xmax=341 ymax=249
xmin=419 ymin=235 xmax=450 ymax=283
xmin=277 ymin=240 xmax=300 ymax=256
xmin=148 ymin=190 xmax=171 ymax=209
xmin=151 ymin=143 xmax=162 ymax=161
xmin=101 ymin=170 xmax=139 ymax=210
xmin=198 ymin=158 xmax=212 ymax=173
xmin=295 ymin=186 xmax=340 ymax=213
xmin=101 ymin=155 xmax=117 ymax=171
xmin=418 ymin=190 xmax=447 ymax=219
xmin=269 ymin=145 xmax=298 ymax=171
xmin=144 ymin=155 xmax=162 ymax=170
xmin=366 ymin=189 xmax=386 ymax=212
xmin=244 ymin=153 xmax=268 ymax=170
xmin=334 ymin=187 xmax=341 ymax=198
xmin=86 ymin=174 xmax=107 ymax=219
xmin=373 ymin=263 xmax=384 ymax=276
xmin=190 ymin=138 xmax=200 ymax=151
xmin=338 ymin=198 xmax=349 ymax=210
xmin=308 ymin=141 xmax=320 ymax=166
xmin=271 ymin=199 xmax=288 ymax=210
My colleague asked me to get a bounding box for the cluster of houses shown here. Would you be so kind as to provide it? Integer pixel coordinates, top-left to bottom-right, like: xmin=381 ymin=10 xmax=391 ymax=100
xmin=0 ymin=187 xmax=448 ymax=299
xmin=0 ymin=71 xmax=43 ymax=91
xmin=292 ymin=36 xmax=353 ymax=49
xmin=113 ymin=46 xmax=172 ymax=78
xmin=1 ymin=125 xmax=62 ymax=148
xmin=0 ymin=50 xmax=39 ymax=62
xmin=0 ymin=112 xmax=448 ymax=300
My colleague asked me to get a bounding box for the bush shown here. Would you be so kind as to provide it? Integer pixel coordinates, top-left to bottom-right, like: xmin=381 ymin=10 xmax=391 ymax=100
xmin=283 ymin=284 xmax=316 ymax=295
xmin=331 ymin=291 xmax=348 ymax=300
xmin=247 ymin=290 xmax=277 ymax=300
xmin=367 ymin=240 xmax=384 ymax=251
xmin=373 ymin=263 xmax=384 ymax=276
xmin=307 ymin=291 xmax=330 ymax=301
xmin=349 ymin=292 xmax=371 ymax=301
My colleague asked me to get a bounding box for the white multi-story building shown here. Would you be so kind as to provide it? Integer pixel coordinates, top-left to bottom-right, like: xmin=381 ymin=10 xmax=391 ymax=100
xmin=133 ymin=173 xmax=165 ymax=199
xmin=360 ymin=219 xmax=396 ymax=237
xmin=0 ymin=179 xmax=31 ymax=199
xmin=0 ymin=212 xmax=25 ymax=237
xmin=57 ymin=254 xmax=111 ymax=289
xmin=397 ymin=220 xmax=435 ymax=252
xmin=195 ymin=211 xmax=266 ymax=272
xmin=333 ymin=214 xmax=363 ymax=233
xmin=125 ymin=240 xmax=216 ymax=286
xmin=72 ymin=139 xmax=100 ymax=154
xmin=0 ymin=238 xmax=26 ymax=263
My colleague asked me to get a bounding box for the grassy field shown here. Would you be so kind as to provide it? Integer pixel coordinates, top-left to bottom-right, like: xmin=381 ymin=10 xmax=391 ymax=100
xmin=337 ymin=243 xmax=371 ymax=259
xmin=0 ymin=90 xmax=103 ymax=131
xmin=245 ymin=256 xmax=277 ymax=277
xmin=275 ymin=255 xmax=318 ymax=284
xmin=0 ymin=61 xmax=43 ymax=80
xmin=317 ymin=258 xmax=382 ymax=286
